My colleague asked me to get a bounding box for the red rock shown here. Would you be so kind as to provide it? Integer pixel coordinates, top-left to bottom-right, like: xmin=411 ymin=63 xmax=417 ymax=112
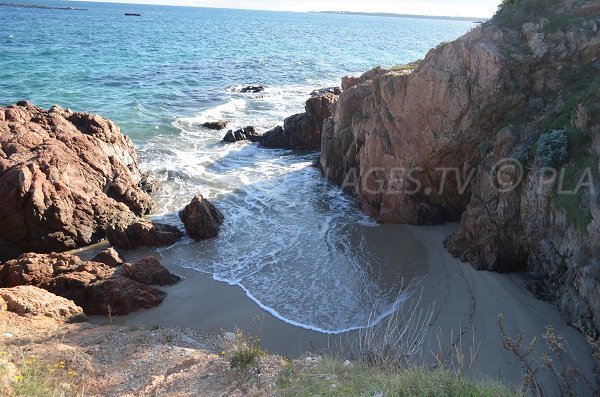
xmin=122 ymin=257 xmax=180 ymax=286
xmin=106 ymin=219 xmax=182 ymax=249
xmin=0 ymin=285 xmax=86 ymax=322
xmin=0 ymin=252 xmax=167 ymax=316
xmin=0 ymin=102 xmax=155 ymax=260
xmin=91 ymin=247 xmax=124 ymax=268
xmin=84 ymin=275 xmax=167 ymax=316
xmin=179 ymin=195 xmax=224 ymax=240
xmin=260 ymin=93 xmax=338 ymax=149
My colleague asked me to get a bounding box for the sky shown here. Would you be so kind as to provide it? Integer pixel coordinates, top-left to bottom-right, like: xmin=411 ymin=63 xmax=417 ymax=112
xmin=78 ymin=0 xmax=501 ymax=18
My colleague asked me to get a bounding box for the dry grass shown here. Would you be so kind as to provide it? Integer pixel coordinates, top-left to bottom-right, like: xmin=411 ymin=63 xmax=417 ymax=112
xmin=278 ymin=357 xmax=518 ymax=397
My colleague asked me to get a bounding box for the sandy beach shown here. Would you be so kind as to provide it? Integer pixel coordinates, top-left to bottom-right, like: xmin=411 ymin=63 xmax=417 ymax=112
xmin=85 ymin=223 xmax=596 ymax=390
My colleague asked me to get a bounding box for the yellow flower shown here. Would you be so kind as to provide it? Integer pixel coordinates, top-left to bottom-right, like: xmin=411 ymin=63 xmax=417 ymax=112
xmin=15 ymin=375 xmax=24 ymax=382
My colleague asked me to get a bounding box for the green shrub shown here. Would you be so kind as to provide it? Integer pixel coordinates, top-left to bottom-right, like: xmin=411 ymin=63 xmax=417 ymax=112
xmin=493 ymin=0 xmax=562 ymax=29
xmin=535 ymin=129 xmax=568 ymax=168
xmin=225 ymin=328 xmax=264 ymax=372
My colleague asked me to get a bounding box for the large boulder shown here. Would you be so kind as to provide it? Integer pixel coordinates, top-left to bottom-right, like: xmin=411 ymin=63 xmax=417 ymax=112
xmin=0 ymin=252 xmax=178 ymax=316
xmin=106 ymin=219 xmax=182 ymax=250
xmin=83 ymin=275 xmax=167 ymax=315
xmin=179 ymin=195 xmax=224 ymax=240
xmin=0 ymin=102 xmax=155 ymax=260
xmin=0 ymin=285 xmax=86 ymax=323
xmin=260 ymin=93 xmax=338 ymax=150
xmin=122 ymin=256 xmax=180 ymax=286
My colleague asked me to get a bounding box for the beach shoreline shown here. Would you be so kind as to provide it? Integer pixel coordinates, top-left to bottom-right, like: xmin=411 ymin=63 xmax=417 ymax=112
xmin=86 ymin=223 xmax=596 ymax=389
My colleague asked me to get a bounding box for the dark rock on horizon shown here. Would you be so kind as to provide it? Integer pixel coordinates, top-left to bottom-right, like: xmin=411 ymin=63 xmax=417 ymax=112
xmin=0 ymin=102 xmax=156 ymax=260
xmin=106 ymin=219 xmax=182 ymax=250
xmin=240 ymin=85 xmax=264 ymax=93
xmin=122 ymin=256 xmax=180 ymax=286
xmin=260 ymin=93 xmax=338 ymax=150
xmin=222 ymin=126 xmax=261 ymax=143
xmin=202 ymin=121 xmax=229 ymax=130
xmin=179 ymin=195 xmax=224 ymax=240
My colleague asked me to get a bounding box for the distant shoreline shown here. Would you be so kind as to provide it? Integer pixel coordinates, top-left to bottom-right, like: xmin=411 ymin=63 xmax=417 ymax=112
xmin=0 ymin=2 xmax=87 ymax=10
xmin=312 ymin=11 xmax=488 ymax=23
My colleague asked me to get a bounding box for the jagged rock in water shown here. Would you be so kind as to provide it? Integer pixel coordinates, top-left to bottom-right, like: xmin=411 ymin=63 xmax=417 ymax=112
xmin=106 ymin=219 xmax=182 ymax=250
xmin=260 ymin=93 xmax=338 ymax=149
xmin=311 ymin=86 xmax=341 ymax=96
xmin=0 ymin=102 xmax=155 ymax=260
xmin=122 ymin=256 xmax=180 ymax=286
xmin=239 ymin=85 xmax=264 ymax=93
xmin=202 ymin=121 xmax=229 ymax=130
xmin=179 ymin=195 xmax=224 ymax=240
xmin=222 ymin=126 xmax=261 ymax=143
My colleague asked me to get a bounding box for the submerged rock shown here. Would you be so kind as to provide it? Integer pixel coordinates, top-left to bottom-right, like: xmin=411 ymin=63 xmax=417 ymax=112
xmin=260 ymin=93 xmax=338 ymax=149
xmin=222 ymin=126 xmax=261 ymax=143
xmin=202 ymin=121 xmax=229 ymax=130
xmin=240 ymin=85 xmax=264 ymax=93
xmin=179 ymin=195 xmax=224 ymax=240
xmin=106 ymin=219 xmax=182 ymax=250
xmin=122 ymin=256 xmax=180 ymax=286
xmin=0 ymin=102 xmax=155 ymax=260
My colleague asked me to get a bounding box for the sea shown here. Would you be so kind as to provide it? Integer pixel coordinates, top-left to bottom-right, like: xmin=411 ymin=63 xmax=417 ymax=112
xmin=0 ymin=1 xmax=476 ymax=333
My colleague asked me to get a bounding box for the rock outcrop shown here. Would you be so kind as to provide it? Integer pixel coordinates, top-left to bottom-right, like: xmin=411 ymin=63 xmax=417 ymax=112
xmin=179 ymin=195 xmax=225 ymax=240
xmin=0 ymin=285 xmax=86 ymax=322
xmin=106 ymin=219 xmax=182 ymax=250
xmin=0 ymin=102 xmax=157 ymax=260
xmin=91 ymin=247 xmax=124 ymax=268
xmin=261 ymin=93 xmax=338 ymax=149
xmin=320 ymin=1 xmax=600 ymax=333
xmin=202 ymin=121 xmax=229 ymax=130
xmin=222 ymin=126 xmax=262 ymax=143
xmin=0 ymin=252 xmax=178 ymax=315
xmin=240 ymin=85 xmax=264 ymax=93
xmin=122 ymin=256 xmax=180 ymax=286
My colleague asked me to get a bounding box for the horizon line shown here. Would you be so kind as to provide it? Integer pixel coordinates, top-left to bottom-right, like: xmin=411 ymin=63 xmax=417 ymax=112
xmin=70 ymin=1 xmax=493 ymax=19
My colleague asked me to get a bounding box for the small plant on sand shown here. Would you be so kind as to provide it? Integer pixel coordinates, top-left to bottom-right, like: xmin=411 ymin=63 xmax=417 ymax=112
xmin=225 ymin=327 xmax=264 ymax=372
xmin=431 ymin=326 xmax=482 ymax=379
xmin=498 ymin=313 xmax=595 ymax=396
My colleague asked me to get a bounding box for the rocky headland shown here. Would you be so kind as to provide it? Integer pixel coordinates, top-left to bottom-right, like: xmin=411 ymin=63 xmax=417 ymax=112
xmin=321 ymin=0 xmax=600 ymax=335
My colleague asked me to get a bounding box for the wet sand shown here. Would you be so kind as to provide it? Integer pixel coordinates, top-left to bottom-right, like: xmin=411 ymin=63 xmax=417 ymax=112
xmin=88 ymin=223 xmax=596 ymax=390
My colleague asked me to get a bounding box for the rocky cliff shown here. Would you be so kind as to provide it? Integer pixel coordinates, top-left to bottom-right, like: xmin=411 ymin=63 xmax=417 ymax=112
xmin=0 ymin=102 xmax=178 ymax=259
xmin=321 ymin=0 xmax=600 ymax=333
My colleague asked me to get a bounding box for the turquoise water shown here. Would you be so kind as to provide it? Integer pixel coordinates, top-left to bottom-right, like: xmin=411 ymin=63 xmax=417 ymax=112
xmin=1 ymin=1 xmax=475 ymax=332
